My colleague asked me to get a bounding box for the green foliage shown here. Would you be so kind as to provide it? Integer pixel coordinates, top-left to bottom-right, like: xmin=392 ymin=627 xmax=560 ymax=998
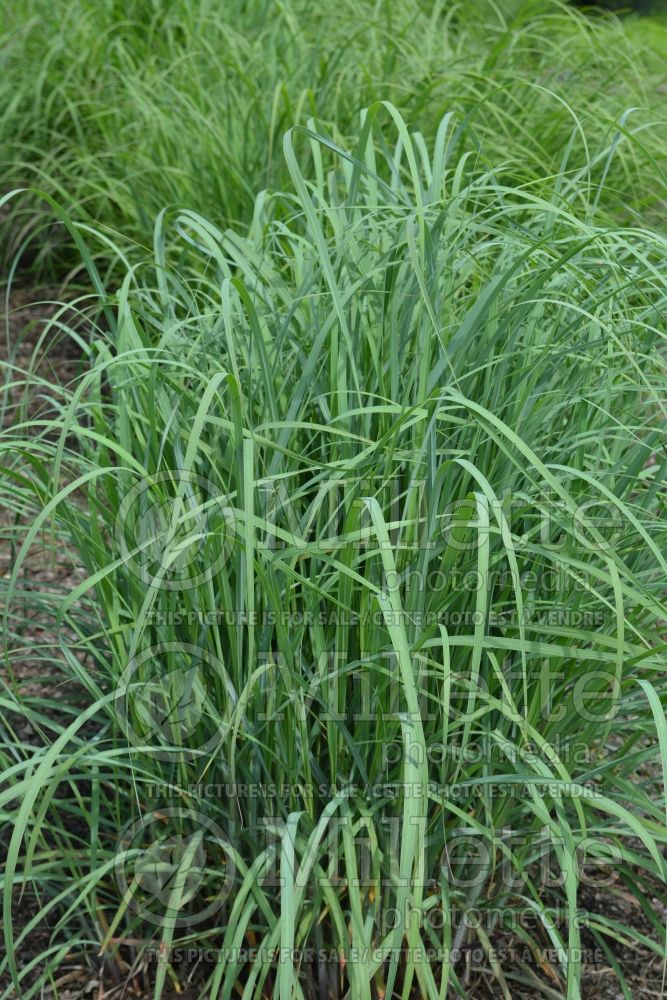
xmin=1 ymin=105 xmax=666 ymax=998
xmin=1 ymin=0 xmax=666 ymax=273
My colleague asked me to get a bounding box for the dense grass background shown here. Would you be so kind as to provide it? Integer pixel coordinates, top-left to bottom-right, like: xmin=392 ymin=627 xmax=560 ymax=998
xmin=0 ymin=3 xmax=666 ymax=1000
xmin=1 ymin=0 xmax=667 ymax=273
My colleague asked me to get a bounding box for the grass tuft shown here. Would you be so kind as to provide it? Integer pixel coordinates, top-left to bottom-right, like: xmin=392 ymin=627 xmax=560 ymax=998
xmin=1 ymin=103 xmax=666 ymax=998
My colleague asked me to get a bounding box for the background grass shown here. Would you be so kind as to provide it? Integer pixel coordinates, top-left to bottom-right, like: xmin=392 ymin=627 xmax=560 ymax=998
xmin=1 ymin=0 xmax=667 ymax=274
xmin=0 ymin=2 xmax=666 ymax=999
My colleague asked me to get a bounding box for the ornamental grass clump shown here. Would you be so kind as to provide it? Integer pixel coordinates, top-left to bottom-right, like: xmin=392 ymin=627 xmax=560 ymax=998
xmin=0 ymin=105 xmax=666 ymax=999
